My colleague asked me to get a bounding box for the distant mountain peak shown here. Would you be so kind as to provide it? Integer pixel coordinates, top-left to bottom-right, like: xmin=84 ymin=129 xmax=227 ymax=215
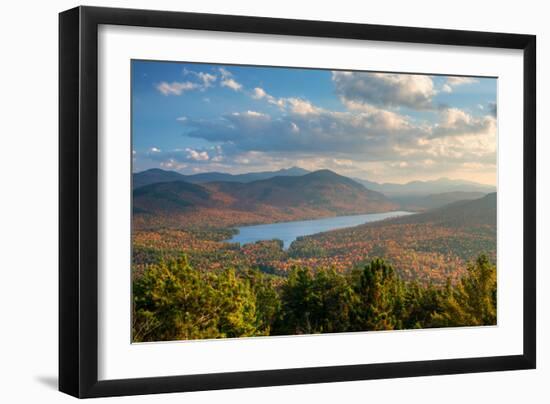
xmin=133 ymin=167 xmax=398 ymax=223
xmin=133 ymin=167 xmax=313 ymax=189
xmin=305 ymin=169 xmax=358 ymax=184
xmin=140 ymin=168 xmax=175 ymax=174
xmin=308 ymin=169 xmax=339 ymax=176
xmin=353 ymin=175 xmax=496 ymax=197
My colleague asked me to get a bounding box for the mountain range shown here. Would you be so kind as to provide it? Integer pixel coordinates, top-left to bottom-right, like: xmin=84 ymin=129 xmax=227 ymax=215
xmin=133 ymin=167 xmax=495 ymax=212
xmin=135 ymin=168 xmax=495 ymax=196
xmin=133 ymin=167 xmax=309 ymax=189
xmin=352 ymin=176 xmax=496 ymax=197
xmin=380 ymin=192 xmax=497 ymax=228
xmin=133 ymin=169 xmax=398 ymax=228
xmin=391 ymin=191 xmax=488 ymax=211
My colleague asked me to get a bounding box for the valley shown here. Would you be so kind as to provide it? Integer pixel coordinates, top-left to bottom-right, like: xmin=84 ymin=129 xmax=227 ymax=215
xmin=132 ymin=168 xmax=496 ymax=286
xmin=133 ymin=169 xmax=398 ymax=229
xmin=129 ymin=62 xmax=498 ymax=341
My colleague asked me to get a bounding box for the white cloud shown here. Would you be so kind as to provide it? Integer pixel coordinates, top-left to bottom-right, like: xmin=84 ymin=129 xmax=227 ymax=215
xmin=251 ymin=87 xmax=286 ymax=108
xmin=145 ymin=70 xmax=495 ymax=184
xmin=219 ymin=67 xmax=232 ymax=78
xmin=441 ymin=76 xmax=479 ymax=93
xmin=150 ymin=147 xmax=161 ymax=152
xmin=221 ymin=78 xmax=242 ymax=91
xmin=446 ymin=76 xmax=478 ymax=86
xmin=157 ymin=69 xmax=220 ymax=96
xmin=432 ymin=108 xmax=496 ymax=138
xmin=181 ymin=102 xmax=425 ymax=157
xmin=231 ymin=110 xmax=269 ymax=119
xmin=219 ymin=67 xmax=243 ymax=91
xmin=441 ymin=84 xmax=453 ymax=93
xmin=252 ymin=91 xmax=321 ymax=114
xmin=156 ymin=81 xmax=200 ymax=96
xmin=332 ymin=71 xmax=436 ymax=110
xmin=332 ymin=159 xmax=354 ymax=167
xmin=146 ymin=145 xmax=224 ymax=167
xmin=176 ymin=94 xmax=495 ymax=184
xmin=160 ymin=159 xmax=187 ymax=170
xmin=244 ymin=110 xmax=267 ymax=117
xmin=185 ymin=148 xmax=210 ymax=161
xmin=251 ymin=87 xmax=267 ymax=99
xmin=197 ymin=72 xmax=216 ymax=88
xmin=183 ymin=68 xmax=217 ymax=88
xmin=339 ymin=99 xmax=414 ymax=131
xmin=286 ymin=98 xmax=321 ymax=115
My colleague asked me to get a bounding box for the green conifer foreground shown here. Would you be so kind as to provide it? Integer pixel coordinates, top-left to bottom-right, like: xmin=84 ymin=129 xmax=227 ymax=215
xmin=133 ymin=254 xmax=497 ymax=342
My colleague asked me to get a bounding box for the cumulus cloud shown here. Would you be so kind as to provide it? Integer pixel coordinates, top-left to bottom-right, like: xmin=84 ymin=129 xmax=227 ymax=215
xmin=339 ymin=100 xmax=417 ymax=132
xmin=144 ymin=145 xmax=224 ymax=167
xmin=286 ymin=98 xmax=322 ymax=115
xmin=447 ymin=76 xmax=478 ymax=86
xmin=160 ymin=159 xmax=188 ymax=171
xmin=183 ymin=68 xmax=217 ymax=89
xmin=174 ymin=92 xmax=495 ymax=183
xmin=221 ymin=78 xmax=242 ymax=91
xmin=332 ymin=71 xmax=436 ymax=110
xmin=441 ymin=84 xmax=453 ymax=93
xmin=219 ymin=67 xmax=243 ymax=91
xmin=441 ymin=76 xmax=478 ymax=93
xmin=180 ymin=101 xmax=426 ymax=157
xmin=144 ymin=67 xmax=495 ymax=184
xmin=185 ymin=148 xmax=210 ymax=161
xmin=251 ymin=87 xmax=286 ymax=108
xmin=251 ymin=87 xmax=328 ymax=115
xmin=251 ymin=87 xmax=267 ymax=99
xmin=156 ymin=69 xmax=219 ymax=95
xmin=432 ymin=108 xmax=496 ymax=139
xmin=156 ymin=81 xmax=200 ymax=96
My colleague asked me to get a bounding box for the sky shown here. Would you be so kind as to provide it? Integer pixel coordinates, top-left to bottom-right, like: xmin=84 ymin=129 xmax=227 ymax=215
xmin=132 ymin=60 xmax=497 ymax=185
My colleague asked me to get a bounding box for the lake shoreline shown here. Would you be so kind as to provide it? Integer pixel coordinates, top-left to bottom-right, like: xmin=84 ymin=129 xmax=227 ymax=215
xmin=225 ymin=210 xmax=414 ymax=249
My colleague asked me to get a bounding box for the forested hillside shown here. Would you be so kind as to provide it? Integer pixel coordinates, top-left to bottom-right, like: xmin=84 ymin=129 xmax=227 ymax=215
xmin=133 ymin=167 xmax=310 ymax=189
xmin=133 ymin=254 xmax=496 ymax=342
xmin=131 ymin=171 xmax=497 ymax=341
xmin=133 ymin=169 xmax=397 ymax=228
xmin=290 ymin=193 xmax=496 ymax=283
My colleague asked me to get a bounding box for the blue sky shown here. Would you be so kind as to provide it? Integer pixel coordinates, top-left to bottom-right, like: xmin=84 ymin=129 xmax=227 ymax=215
xmin=132 ymin=60 xmax=497 ymax=185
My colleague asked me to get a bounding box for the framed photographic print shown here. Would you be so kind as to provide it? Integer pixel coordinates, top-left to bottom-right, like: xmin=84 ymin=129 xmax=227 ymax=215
xmin=59 ymin=6 xmax=536 ymax=398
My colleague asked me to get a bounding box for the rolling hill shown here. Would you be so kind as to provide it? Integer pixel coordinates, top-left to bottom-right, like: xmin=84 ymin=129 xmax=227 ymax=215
xmin=206 ymin=170 xmax=393 ymax=211
xmin=384 ymin=192 xmax=496 ymax=228
xmin=186 ymin=166 xmax=310 ymax=184
xmin=133 ymin=167 xmax=310 ymax=189
xmin=288 ymin=193 xmax=497 ymax=284
xmin=133 ymin=168 xmax=187 ymax=189
xmin=353 ymin=177 xmax=496 ymax=197
xmin=391 ymin=191 xmax=488 ymax=212
xmin=133 ymin=180 xmax=214 ymax=213
xmin=133 ymin=169 xmax=398 ymax=228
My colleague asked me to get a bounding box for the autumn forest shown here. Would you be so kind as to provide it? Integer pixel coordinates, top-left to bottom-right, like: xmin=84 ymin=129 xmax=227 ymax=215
xmin=131 ymin=61 xmax=497 ymax=342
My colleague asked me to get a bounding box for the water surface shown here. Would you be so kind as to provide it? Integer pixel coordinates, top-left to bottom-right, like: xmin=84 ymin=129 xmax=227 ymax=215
xmin=226 ymin=211 xmax=414 ymax=249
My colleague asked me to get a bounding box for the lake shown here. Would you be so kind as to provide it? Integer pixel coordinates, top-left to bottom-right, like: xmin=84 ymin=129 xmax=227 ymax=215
xmin=225 ymin=211 xmax=414 ymax=249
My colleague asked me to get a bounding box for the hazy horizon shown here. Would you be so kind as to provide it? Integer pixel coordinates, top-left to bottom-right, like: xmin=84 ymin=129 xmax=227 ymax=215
xmin=132 ymin=165 xmax=497 ymax=187
xmin=132 ymin=61 xmax=497 ymax=185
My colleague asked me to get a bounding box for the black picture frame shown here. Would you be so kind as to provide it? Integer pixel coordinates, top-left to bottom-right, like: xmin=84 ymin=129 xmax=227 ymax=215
xmin=59 ymin=5 xmax=536 ymax=398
